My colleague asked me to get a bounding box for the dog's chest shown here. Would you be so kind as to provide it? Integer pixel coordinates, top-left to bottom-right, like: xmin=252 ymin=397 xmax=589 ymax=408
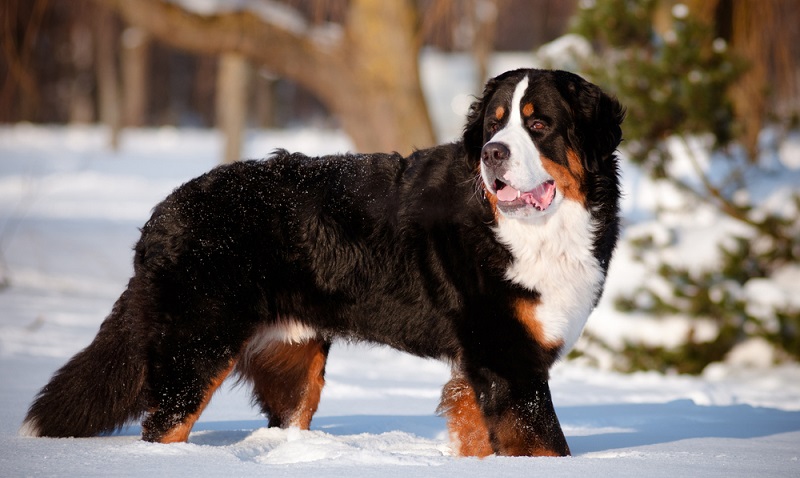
xmin=494 ymin=201 xmax=604 ymax=356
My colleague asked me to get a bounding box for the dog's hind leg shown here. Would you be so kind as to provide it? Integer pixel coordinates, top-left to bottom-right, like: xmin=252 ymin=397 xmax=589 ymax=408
xmin=139 ymin=308 xmax=245 ymax=443
xmin=237 ymin=333 xmax=330 ymax=429
xmin=141 ymin=358 xmax=236 ymax=443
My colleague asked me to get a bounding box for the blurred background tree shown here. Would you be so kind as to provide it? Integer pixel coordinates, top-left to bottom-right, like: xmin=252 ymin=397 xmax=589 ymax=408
xmin=569 ymin=0 xmax=800 ymax=373
xmin=0 ymin=0 xmax=574 ymax=159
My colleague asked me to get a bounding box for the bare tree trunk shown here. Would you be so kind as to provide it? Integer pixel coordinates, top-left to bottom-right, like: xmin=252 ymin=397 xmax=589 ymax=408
xmin=94 ymin=5 xmax=121 ymax=149
xmin=470 ymin=0 xmax=499 ymax=90
xmin=336 ymin=0 xmax=435 ymax=152
xmin=729 ymin=1 xmax=770 ymax=161
xmin=94 ymin=0 xmax=435 ymax=154
xmin=121 ymin=26 xmax=150 ymax=127
xmin=70 ymin=16 xmax=95 ymax=123
xmin=1 ymin=0 xmax=47 ymax=122
xmin=253 ymin=70 xmax=276 ymax=129
xmin=216 ymin=52 xmax=249 ymax=164
xmin=685 ymin=0 xmax=799 ymax=161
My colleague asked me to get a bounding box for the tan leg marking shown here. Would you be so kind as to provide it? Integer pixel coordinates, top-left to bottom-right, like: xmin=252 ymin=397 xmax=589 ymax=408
xmin=238 ymin=339 xmax=328 ymax=429
xmin=157 ymin=362 xmax=235 ymax=444
xmin=438 ymin=374 xmax=493 ymax=457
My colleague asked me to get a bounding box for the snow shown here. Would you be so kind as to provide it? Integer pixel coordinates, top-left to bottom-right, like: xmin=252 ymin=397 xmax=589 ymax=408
xmin=169 ymin=0 xmax=307 ymax=34
xmin=167 ymin=0 xmax=344 ymax=49
xmin=1 ymin=124 xmax=799 ymax=476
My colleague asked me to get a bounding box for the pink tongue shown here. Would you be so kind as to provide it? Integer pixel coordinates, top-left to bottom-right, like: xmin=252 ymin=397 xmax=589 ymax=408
xmin=522 ymin=181 xmax=556 ymax=209
xmin=496 ymin=181 xmax=556 ymax=210
xmin=496 ymin=184 xmax=519 ymax=202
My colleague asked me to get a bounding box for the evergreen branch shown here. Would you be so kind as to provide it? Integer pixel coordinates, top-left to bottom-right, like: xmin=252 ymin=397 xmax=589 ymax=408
xmin=676 ymin=136 xmax=789 ymax=241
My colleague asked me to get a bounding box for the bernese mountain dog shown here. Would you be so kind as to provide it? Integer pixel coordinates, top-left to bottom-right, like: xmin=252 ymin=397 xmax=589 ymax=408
xmin=22 ymin=68 xmax=624 ymax=457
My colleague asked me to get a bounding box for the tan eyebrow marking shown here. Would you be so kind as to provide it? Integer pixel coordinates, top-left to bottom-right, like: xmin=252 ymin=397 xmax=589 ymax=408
xmin=522 ymin=102 xmax=534 ymax=117
xmin=495 ymin=106 xmax=505 ymax=120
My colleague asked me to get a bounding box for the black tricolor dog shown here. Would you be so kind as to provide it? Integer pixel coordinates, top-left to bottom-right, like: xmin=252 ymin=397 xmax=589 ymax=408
xmin=22 ymin=69 xmax=624 ymax=457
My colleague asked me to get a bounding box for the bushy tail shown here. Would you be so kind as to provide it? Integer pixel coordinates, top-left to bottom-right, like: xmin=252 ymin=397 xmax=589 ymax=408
xmin=21 ymin=289 xmax=148 ymax=438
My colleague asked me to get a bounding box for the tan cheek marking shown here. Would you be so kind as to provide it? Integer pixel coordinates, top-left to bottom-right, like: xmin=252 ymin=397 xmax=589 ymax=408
xmin=567 ymin=148 xmax=586 ymax=182
xmin=514 ymin=298 xmax=563 ymax=350
xmin=522 ymin=102 xmax=534 ymax=117
xmin=495 ymin=106 xmax=505 ymax=120
xmin=540 ymin=149 xmax=587 ymax=205
xmin=478 ymin=163 xmax=502 ymax=222
xmin=484 ymin=187 xmax=501 ymax=222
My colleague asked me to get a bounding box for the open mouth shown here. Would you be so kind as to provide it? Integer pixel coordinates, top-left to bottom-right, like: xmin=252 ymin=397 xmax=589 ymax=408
xmin=494 ymin=179 xmax=556 ymax=211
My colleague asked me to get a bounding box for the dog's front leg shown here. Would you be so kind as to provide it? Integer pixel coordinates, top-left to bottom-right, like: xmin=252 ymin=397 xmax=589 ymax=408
xmin=469 ymin=369 xmax=570 ymax=457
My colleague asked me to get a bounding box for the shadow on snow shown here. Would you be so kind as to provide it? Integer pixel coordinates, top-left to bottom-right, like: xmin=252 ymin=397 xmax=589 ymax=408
xmin=112 ymin=400 xmax=800 ymax=455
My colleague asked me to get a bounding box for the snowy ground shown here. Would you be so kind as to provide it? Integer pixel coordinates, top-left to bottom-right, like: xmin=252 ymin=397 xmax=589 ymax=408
xmin=1 ymin=125 xmax=799 ymax=477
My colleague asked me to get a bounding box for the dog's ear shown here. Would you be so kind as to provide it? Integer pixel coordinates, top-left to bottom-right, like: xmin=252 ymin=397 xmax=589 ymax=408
xmin=462 ymin=77 xmax=500 ymax=164
xmin=557 ymin=72 xmax=625 ymax=173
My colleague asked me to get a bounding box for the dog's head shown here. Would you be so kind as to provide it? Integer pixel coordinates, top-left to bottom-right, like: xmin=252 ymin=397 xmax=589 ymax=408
xmin=464 ymin=69 xmax=624 ymax=221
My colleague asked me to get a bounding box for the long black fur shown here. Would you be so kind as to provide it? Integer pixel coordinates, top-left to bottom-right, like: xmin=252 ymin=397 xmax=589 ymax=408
xmin=24 ymin=69 xmax=624 ymax=455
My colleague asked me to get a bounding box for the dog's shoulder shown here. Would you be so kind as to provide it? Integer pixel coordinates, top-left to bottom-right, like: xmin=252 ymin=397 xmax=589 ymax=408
xmin=391 ymin=142 xmax=492 ymax=228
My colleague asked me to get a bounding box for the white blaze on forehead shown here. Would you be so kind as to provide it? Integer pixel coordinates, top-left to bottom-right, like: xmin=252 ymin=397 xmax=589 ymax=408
xmin=502 ymin=76 xmax=529 ymax=129
xmin=482 ymin=75 xmax=550 ymax=194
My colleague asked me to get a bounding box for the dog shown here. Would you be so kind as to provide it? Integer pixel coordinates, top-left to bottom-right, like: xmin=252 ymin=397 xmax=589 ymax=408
xmin=22 ymin=68 xmax=624 ymax=457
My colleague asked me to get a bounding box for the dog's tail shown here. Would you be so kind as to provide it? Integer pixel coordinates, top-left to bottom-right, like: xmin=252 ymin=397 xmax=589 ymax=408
xmin=20 ymin=288 xmax=149 ymax=438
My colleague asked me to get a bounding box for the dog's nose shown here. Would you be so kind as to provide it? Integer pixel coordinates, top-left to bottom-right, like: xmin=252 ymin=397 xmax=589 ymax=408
xmin=481 ymin=142 xmax=510 ymax=167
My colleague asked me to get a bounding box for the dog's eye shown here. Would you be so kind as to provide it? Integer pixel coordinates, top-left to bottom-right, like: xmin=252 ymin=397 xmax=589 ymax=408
xmin=528 ymin=119 xmax=545 ymax=131
xmin=487 ymin=122 xmax=500 ymax=135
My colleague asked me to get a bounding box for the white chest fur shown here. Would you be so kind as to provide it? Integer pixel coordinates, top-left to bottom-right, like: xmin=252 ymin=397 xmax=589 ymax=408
xmin=494 ymin=200 xmax=604 ymax=357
